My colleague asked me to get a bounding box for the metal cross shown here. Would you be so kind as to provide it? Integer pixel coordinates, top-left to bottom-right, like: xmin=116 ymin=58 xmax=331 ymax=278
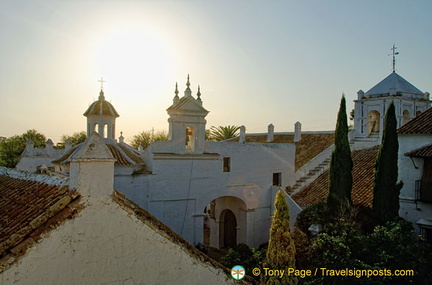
xmin=389 ymin=44 xmax=399 ymax=73
xmin=98 ymin=77 xmax=106 ymax=90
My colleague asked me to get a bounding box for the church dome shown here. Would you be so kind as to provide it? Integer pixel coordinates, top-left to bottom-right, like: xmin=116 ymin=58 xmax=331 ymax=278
xmin=83 ymin=90 xmax=119 ymax=117
xmin=365 ymin=72 xmax=423 ymax=98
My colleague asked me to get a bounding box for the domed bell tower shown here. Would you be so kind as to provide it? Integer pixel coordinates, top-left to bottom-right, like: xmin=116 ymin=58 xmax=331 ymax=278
xmin=83 ymin=81 xmax=120 ymax=142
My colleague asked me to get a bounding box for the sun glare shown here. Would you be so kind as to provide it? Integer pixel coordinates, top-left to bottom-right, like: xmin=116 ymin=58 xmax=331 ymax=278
xmin=91 ymin=26 xmax=175 ymax=99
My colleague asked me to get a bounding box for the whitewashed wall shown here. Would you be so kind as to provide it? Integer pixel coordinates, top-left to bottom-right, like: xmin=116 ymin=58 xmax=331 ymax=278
xmin=136 ymin=139 xmax=296 ymax=248
xmin=0 ymin=197 xmax=238 ymax=285
xmin=398 ymin=134 xmax=432 ymax=235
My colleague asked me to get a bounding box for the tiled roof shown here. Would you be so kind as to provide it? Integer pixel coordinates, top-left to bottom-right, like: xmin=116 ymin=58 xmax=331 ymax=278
xmin=365 ymin=72 xmax=423 ymax=96
xmin=294 ymin=133 xmax=334 ymax=171
xmin=53 ymin=142 xmax=145 ymax=167
xmin=292 ymin=146 xmax=379 ymax=208
xmin=83 ymin=91 xmax=119 ymax=117
xmin=228 ymin=133 xmax=334 ymax=170
xmin=0 ymin=169 xmax=81 ymax=266
xmin=405 ymin=144 xmax=432 ymax=158
xmin=398 ymin=107 xmax=432 ymax=135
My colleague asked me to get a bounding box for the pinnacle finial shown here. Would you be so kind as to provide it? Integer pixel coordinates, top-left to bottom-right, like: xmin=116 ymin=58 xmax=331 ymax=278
xmin=184 ymin=74 xmax=192 ymax=97
xmin=197 ymin=85 xmax=202 ymax=100
xmin=99 ymin=89 xmax=105 ymax=101
xmin=174 ymin=82 xmax=179 ymax=98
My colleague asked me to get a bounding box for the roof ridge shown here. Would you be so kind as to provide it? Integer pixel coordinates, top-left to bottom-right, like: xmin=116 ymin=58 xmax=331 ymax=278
xmin=0 ymin=167 xmax=68 ymax=186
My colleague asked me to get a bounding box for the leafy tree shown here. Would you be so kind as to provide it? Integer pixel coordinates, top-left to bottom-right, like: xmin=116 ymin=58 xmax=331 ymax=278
xmin=372 ymin=102 xmax=403 ymax=224
xmin=221 ymin=243 xmax=266 ymax=280
xmin=208 ymin=125 xmax=240 ymax=141
xmin=0 ymin=129 xmax=46 ymax=168
xmin=57 ymin=131 xmax=86 ymax=148
xmin=327 ymin=95 xmax=353 ymax=213
xmin=130 ymin=130 xmax=168 ymax=149
xmin=262 ymin=190 xmax=297 ymax=285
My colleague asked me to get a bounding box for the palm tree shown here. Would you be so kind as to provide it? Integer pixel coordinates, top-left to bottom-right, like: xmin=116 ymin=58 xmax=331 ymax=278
xmin=208 ymin=125 xmax=240 ymax=141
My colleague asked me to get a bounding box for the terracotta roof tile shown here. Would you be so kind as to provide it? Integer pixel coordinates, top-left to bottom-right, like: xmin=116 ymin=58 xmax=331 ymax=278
xmin=294 ymin=133 xmax=334 ymax=171
xmin=405 ymin=144 xmax=432 ymax=158
xmin=0 ymin=173 xmax=80 ymax=264
xmin=398 ymin=107 xmax=432 ymax=134
xmin=83 ymin=95 xmax=119 ymax=117
xmin=292 ymin=146 xmax=379 ymax=208
xmin=118 ymin=144 xmax=144 ymax=165
xmin=228 ymin=133 xmax=334 ymax=170
xmin=53 ymin=143 xmax=145 ymax=167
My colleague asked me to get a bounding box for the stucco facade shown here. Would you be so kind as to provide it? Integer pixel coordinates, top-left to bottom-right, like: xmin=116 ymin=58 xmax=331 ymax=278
xmin=1 ymin=133 xmax=243 ymax=285
xmin=398 ymin=108 xmax=432 ymax=240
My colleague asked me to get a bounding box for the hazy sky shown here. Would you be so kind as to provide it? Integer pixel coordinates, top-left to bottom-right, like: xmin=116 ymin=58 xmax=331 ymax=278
xmin=1 ymin=0 xmax=431 ymax=143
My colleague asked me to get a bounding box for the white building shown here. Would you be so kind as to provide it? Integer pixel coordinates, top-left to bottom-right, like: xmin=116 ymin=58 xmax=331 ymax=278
xmin=127 ymin=77 xmax=303 ymax=248
xmin=353 ymin=71 xmax=430 ymax=149
xmin=398 ymin=107 xmax=432 ymax=243
xmin=0 ymin=133 xmax=244 ymax=285
xmin=17 ymin=77 xmax=312 ymax=249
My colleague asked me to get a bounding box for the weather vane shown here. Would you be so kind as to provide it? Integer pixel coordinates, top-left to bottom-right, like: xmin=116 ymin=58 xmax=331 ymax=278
xmin=98 ymin=77 xmax=106 ymax=90
xmin=389 ymin=44 xmax=399 ymax=73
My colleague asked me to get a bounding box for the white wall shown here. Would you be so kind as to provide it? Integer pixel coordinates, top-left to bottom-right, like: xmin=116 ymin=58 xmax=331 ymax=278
xmin=0 ymin=197 xmax=238 ymax=285
xmin=398 ymin=134 xmax=432 ymax=236
xmin=136 ymin=139 xmax=296 ymax=248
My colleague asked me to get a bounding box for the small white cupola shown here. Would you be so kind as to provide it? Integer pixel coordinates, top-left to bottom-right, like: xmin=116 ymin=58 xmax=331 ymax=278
xmin=83 ymin=82 xmax=120 ymax=142
xmin=166 ymin=75 xmax=209 ymax=154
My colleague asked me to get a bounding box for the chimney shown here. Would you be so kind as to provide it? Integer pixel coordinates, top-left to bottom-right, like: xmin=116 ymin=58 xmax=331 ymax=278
xmin=24 ymin=139 xmax=34 ymax=156
xmin=239 ymin=125 xmax=246 ymax=143
xmin=69 ymin=132 xmax=116 ymax=201
xmin=64 ymin=140 xmax=72 ymax=151
xmin=45 ymin=139 xmax=54 ymax=156
xmin=267 ymin=124 xmax=274 ymax=142
xmin=294 ymin=122 xmax=302 ymax=142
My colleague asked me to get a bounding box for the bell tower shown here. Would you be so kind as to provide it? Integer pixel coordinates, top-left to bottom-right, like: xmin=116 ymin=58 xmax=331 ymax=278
xmin=83 ymin=78 xmax=120 ymax=141
xmin=166 ymin=75 xmax=209 ymax=154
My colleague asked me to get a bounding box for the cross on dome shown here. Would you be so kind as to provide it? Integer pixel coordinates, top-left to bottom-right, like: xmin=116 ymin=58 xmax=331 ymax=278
xmin=98 ymin=77 xmax=106 ymax=90
xmin=389 ymin=44 xmax=399 ymax=73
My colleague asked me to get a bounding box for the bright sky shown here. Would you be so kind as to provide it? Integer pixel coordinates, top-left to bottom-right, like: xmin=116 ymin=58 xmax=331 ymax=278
xmin=1 ymin=0 xmax=431 ymax=144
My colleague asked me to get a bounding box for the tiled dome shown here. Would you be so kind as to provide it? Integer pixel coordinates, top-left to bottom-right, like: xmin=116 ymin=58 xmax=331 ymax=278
xmin=83 ymin=90 xmax=119 ymax=117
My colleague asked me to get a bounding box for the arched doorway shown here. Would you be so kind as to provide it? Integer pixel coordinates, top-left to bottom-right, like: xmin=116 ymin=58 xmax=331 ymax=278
xmin=221 ymin=209 xmax=237 ymax=248
xmin=203 ymin=196 xmax=247 ymax=249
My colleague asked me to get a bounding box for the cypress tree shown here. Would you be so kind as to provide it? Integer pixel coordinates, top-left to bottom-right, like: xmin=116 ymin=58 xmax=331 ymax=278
xmin=372 ymin=102 xmax=403 ymax=224
xmin=262 ymin=190 xmax=297 ymax=285
xmin=327 ymin=95 xmax=353 ymax=213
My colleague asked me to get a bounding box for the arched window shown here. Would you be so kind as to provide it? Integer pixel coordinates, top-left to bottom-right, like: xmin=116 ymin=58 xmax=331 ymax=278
xmin=103 ymin=124 xmax=108 ymax=138
xmin=185 ymin=126 xmax=195 ymax=152
xmin=367 ymin=110 xmax=380 ymax=135
xmin=402 ymin=110 xmax=410 ymax=125
xmin=94 ymin=123 xmax=99 ymax=134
